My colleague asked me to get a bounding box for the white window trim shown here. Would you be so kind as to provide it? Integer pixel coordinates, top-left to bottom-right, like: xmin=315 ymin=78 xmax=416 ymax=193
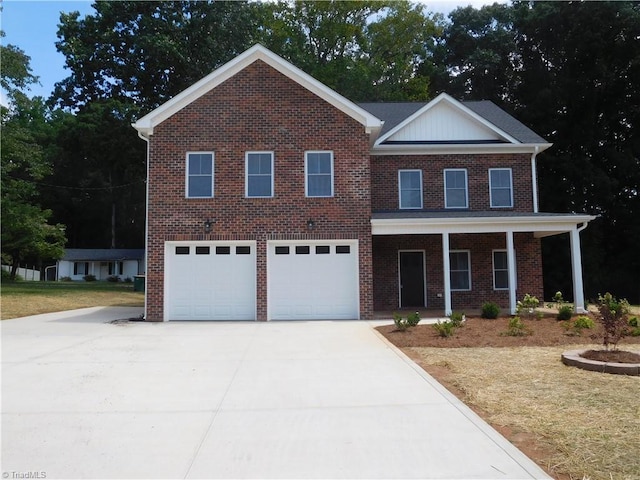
xmin=489 ymin=168 xmax=513 ymax=208
xmin=245 ymin=151 xmax=274 ymax=198
xmin=398 ymin=169 xmax=423 ymax=209
xmin=449 ymin=249 xmax=471 ymax=291
xmin=185 ymin=151 xmax=214 ymax=198
xmin=305 ymin=151 xmax=334 ymax=198
xmin=444 ymin=168 xmax=468 ymax=209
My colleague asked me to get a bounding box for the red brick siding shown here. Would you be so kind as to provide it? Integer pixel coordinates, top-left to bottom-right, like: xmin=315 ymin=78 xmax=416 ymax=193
xmin=371 ymin=154 xmax=533 ymax=212
xmin=146 ymin=60 xmax=372 ymax=321
xmin=372 ymin=232 xmax=542 ymax=311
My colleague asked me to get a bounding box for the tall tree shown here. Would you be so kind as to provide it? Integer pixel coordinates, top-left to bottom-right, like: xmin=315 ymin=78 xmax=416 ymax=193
xmin=513 ymin=1 xmax=640 ymax=302
xmin=53 ymin=0 xmax=262 ymax=110
xmin=48 ymin=1 xmax=265 ymax=249
xmin=1 ymin=42 xmax=66 ymax=280
xmin=431 ymin=2 xmax=519 ymax=102
xmin=260 ymin=0 xmax=441 ymax=101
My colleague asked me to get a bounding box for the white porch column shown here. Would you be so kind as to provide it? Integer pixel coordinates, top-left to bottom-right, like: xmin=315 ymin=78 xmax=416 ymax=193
xmin=442 ymin=232 xmax=452 ymax=316
xmin=570 ymin=227 xmax=587 ymax=313
xmin=506 ymin=230 xmax=517 ymax=315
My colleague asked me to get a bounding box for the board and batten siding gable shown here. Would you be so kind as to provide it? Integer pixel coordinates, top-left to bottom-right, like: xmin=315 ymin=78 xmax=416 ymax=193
xmin=386 ymin=100 xmax=505 ymax=143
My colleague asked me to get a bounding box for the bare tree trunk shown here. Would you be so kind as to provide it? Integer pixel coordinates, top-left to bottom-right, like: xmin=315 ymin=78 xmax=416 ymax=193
xmin=10 ymin=258 xmax=19 ymax=281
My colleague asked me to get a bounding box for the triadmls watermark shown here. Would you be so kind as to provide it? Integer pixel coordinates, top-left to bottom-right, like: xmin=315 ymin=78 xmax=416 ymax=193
xmin=3 ymin=472 xmax=47 ymax=479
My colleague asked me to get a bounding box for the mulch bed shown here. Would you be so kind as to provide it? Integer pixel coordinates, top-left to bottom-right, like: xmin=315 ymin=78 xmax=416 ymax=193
xmin=581 ymin=349 xmax=640 ymax=363
xmin=376 ymin=315 xmax=640 ymax=349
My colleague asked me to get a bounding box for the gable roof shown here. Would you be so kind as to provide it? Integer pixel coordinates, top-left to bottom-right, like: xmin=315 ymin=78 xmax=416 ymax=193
xmin=359 ymin=93 xmax=550 ymax=153
xmin=61 ymin=249 xmax=145 ymax=262
xmin=133 ymin=44 xmax=382 ymax=137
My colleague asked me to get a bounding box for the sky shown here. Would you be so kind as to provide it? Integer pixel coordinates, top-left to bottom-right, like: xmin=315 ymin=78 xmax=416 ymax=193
xmin=0 ymin=0 xmax=505 ymax=101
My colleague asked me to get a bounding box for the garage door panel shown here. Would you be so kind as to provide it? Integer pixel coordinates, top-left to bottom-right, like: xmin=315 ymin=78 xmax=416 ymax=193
xmin=166 ymin=242 xmax=256 ymax=321
xmin=268 ymin=241 xmax=358 ymax=320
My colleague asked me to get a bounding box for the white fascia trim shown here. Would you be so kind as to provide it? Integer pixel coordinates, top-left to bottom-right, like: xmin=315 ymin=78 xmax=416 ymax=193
xmin=375 ymin=92 xmax=520 ymax=146
xmin=371 ymin=214 xmax=596 ymax=236
xmin=370 ymin=142 xmax=553 ymax=156
xmin=133 ymin=44 xmax=382 ymax=137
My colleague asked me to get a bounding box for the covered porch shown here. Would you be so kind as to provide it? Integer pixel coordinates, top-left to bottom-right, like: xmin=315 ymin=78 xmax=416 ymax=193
xmin=371 ymin=211 xmax=595 ymax=315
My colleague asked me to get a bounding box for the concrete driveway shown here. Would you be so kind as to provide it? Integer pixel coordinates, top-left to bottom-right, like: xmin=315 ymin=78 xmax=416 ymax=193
xmin=1 ymin=307 xmax=550 ymax=479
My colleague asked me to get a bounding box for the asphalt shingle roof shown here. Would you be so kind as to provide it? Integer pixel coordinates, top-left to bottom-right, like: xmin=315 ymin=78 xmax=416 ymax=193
xmin=358 ymin=100 xmax=547 ymax=144
xmin=62 ymin=249 xmax=144 ymax=261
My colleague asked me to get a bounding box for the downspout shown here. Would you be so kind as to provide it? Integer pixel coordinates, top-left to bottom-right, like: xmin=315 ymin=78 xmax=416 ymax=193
xmin=531 ymin=145 xmax=540 ymax=213
xmin=137 ymin=130 xmax=150 ymax=321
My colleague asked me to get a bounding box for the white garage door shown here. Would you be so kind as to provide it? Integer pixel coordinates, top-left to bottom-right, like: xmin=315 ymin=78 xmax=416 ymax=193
xmin=268 ymin=241 xmax=359 ymax=320
xmin=165 ymin=242 xmax=256 ymax=321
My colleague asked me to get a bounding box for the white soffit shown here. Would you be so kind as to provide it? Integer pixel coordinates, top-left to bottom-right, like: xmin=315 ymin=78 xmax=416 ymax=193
xmin=133 ymin=44 xmax=382 ymax=136
xmin=376 ymin=93 xmax=519 ymax=145
xmin=370 ymin=214 xmax=596 ymax=237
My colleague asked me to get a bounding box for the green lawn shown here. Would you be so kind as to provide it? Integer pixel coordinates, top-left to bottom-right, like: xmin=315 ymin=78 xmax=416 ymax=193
xmin=1 ymin=281 xmax=144 ymax=319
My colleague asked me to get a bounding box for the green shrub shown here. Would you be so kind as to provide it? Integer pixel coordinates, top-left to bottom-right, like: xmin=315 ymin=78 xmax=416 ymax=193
xmin=574 ymin=315 xmax=595 ymax=330
xmin=1 ymin=269 xmax=23 ymax=282
xmin=393 ymin=313 xmax=409 ymax=331
xmin=59 ymin=276 xmax=73 ymax=281
xmin=481 ymin=302 xmax=500 ymax=319
xmin=83 ymin=274 xmax=96 ymax=282
xmin=557 ymin=305 xmax=573 ymax=321
xmin=406 ymin=311 xmax=421 ymax=327
xmin=106 ymin=275 xmax=120 ymax=283
xmin=449 ymin=311 xmax=465 ymax=327
xmin=124 ymin=277 xmax=133 ymax=283
xmin=516 ymin=294 xmax=540 ymax=319
xmin=501 ymin=316 xmax=532 ymax=336
xmin=563 ymin=315 xmax=595 ymax=336
xmin=392 ymin=312 xmax=421 ymax=331
xmin=433 ymin=319 xmax=457 ymax=338
xmin=627 ymin=317 xmax=640 ymax=336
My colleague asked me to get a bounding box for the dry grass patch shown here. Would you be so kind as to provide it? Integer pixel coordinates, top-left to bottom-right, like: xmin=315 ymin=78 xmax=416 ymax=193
xmin=1 ymin=282 xmax=144 ymax=319
xmin=409 ymin=344 xmax=640 ymax=480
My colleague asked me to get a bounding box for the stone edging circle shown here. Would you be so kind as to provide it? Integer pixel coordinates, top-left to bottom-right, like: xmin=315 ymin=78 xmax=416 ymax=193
xmin=561 ymin=349 xmax=640 ymax=376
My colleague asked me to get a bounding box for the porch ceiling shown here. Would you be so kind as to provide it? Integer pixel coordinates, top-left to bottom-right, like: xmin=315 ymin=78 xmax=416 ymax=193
xmin=370 ymin=211 xmax=596 ymax=237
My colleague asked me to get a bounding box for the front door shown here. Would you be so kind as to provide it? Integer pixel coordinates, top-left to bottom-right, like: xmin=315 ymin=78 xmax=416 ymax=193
xmin=399 ymin=251 xmax=425 ymax=307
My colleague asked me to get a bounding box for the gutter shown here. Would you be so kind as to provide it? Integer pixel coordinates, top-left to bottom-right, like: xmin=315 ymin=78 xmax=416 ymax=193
xmin=137 ymin=130 xmax=151 ymax=321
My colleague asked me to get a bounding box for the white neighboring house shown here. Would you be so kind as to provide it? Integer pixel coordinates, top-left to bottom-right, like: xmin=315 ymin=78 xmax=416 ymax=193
xmin=57 ymin=249 xmax=145 ymax=281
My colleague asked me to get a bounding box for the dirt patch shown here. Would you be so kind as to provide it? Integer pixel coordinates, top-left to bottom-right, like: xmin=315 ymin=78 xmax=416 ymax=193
xmin=376 ymin=315 xmax=640 ymax=348
xmin=581 ymin=349 xmax=640 ymax=363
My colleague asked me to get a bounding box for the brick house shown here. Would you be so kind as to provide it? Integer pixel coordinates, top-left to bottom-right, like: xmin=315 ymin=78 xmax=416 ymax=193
xmin=133 ymin=44 xmax=594 ymax=321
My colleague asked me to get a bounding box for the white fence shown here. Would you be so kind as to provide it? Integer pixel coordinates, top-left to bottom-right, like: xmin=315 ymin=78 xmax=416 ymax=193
xmin=1 ymin=265 xmax=41 ymax=281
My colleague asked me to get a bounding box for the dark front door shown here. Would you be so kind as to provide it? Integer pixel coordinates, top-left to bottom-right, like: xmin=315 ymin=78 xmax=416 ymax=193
xmin=399 ymin=251 xmax=425 ymax=307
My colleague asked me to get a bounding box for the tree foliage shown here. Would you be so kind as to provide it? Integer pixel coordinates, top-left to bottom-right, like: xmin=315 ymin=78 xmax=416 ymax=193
xmin=1 ymin=43 xmax=66 ymax=280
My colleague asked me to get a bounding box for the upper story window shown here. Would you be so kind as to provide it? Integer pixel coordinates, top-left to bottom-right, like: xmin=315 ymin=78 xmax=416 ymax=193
xmin=305 ymin=151 xmax=333 ymax=197
xmin=398 ymin=170 xmax=423 ymax=209
xmin=450 ymin=250 xmax=471 ymax=291
xmin=444 ymin=169 xmax=468 ymax=208
xmin=186 ymin=152 xmax=214 ymax=198
xmin=489 ymin=168 xmax=513 ymax=208
xmin=246 ymin=152 xmax=274 ymax=198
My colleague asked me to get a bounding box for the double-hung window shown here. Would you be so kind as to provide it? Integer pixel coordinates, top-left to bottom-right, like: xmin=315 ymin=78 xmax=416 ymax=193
xmin=398 ymin=170 xmax=423 ymax=209
xmin=449 ymin=250 xmax=471 ymax=291
xmin=444 ymin=169 xmax=468 ymax=208
xmin=74 ymin=262 xmax=89 ymax=276
xmin=246 ymin=152 xmax=274 ymax=198
xmin=492 ymin=250 xmax=509 ymax=290
xmin=305 ymin=151 xmax=333 ymax=197
xmin=186 ymin=152 xmax=214 ymax=198
xmin=489 ymin=168 xmax=513 ymax=208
